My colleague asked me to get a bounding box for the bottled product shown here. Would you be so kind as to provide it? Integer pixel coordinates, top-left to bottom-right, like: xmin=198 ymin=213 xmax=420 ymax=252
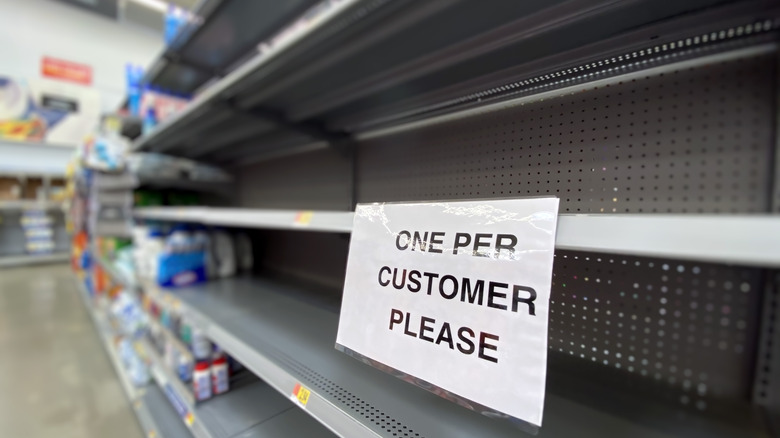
xmin=179 ymin=318 xmax=192 ymax=346
xmin=192 ymin=227 xmax=215 ymax=279
xmin=211 ymin=230 xmax=235 ymax=278
xmin=191 ymin=327 xmax=212 ymax=360
xmin=177 ymin=354 xmax=193 ymax=382
xmin=157 ymin=225 xmax=206 ymax=287
xmin=165 ymin=341 xmax=178 ymax=371
xmin=142 ymin=107 xmax=157 ymax=135
xmin=193 ymin=361 xmax=212 ymax=401
xmin=211 ymin=355 xmax=229 ymax=395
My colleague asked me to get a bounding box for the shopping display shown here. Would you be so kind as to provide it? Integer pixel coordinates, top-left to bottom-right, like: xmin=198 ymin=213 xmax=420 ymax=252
xmin=55 ymin=0 xmax=780 ymax=437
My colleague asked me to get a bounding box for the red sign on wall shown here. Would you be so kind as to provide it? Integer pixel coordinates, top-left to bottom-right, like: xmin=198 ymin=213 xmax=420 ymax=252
xmin=41 ymin=57 xmax=92 ymax=85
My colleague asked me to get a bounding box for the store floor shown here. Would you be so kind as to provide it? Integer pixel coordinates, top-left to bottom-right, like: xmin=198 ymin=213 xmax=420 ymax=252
xmin=0 ymin=264 xmax=142 ymax=438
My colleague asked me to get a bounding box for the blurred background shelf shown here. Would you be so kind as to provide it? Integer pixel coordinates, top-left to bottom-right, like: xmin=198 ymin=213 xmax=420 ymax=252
xmin=0 ymin=252 xmax=69 ymax=268
xmin=0 ymin=140 xmax=75 ymax=177
xmin=0 ymin=200 xmax=63 ymax=211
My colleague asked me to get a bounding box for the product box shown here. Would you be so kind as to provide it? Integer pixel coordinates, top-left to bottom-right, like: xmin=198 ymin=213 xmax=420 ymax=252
xmin=0 ymin=75 xmax=100 ymax=145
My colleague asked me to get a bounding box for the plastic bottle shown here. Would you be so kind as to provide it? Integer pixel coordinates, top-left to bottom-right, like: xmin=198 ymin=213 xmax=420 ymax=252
xmin=191 ymin=327 xmax=212 ymax=361
xmin=142 ymin=106 xmax=157 ymax=136
xmin=146 ymin=226 xmax=166 ymax=281
xmin=192 ymin=227 xmax=215 ymax=279
xmin=211 ymin=230 xmax=235 ymax=278
xmin=211 ymin=355 xmax=229 ymax=395
xmin=177 ymin=354 xmax=193 ymax=382
xmin=193 ymin=361 xmax=212 ymax=401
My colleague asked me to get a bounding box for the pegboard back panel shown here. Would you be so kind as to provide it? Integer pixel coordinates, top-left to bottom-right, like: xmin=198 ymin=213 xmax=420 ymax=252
xmin=356 ymin=51 xmax=776 ymax=214
xmin=237 ymin=147 xmax=351 ymax=210
xmin=548 ymin=251 xmax=763 ymax=419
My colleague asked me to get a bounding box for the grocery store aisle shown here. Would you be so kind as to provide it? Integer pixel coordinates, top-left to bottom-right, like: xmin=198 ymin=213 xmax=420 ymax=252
xmin=0 ymin=264 xmax=142 ymax=438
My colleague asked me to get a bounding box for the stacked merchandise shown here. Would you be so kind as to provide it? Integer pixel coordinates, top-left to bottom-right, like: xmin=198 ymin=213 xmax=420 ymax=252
xmin=111 ymin=290 xmax=150 ymax=387
xmin=133 ymin=220 xmax=253 ymax=288
xmin=126 ymin=64 xmax=190 ymax=135
xmin=20 ymin=208 xmax=54 ymax=254
xmin=144 ymin=295 xmax=243 ymax=402
xmin=75 ymin=236 xmax=151 ymax=388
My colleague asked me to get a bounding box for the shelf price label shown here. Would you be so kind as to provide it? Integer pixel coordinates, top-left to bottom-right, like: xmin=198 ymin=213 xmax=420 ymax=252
xmin=294 ymin=211 xmax=314 ymax=226
xmin=291 ymin=383 xmax=311 ymax=408
xmin=336 ymin=198 xmax=559 ymax=428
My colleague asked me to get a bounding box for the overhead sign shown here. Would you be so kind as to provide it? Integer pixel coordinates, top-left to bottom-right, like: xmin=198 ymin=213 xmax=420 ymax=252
xmin=336 ymin=198 xmax=559 ymax=427
xmin=41 ymin=57 xmax=92 ymax=85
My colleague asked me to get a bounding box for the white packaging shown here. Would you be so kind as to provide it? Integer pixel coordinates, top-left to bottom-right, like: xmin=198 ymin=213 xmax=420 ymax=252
xmin=193 ymin=362 xmax=212 ymax=402
xmin=211 ymin=356 xmax=229 ymax=395
xmin=211 ymin=230 xmax=235 ymax=278
xmin=191 ymin=328 xmax=212 ymax=361
xmin=193 ymin=229 xmax=215 ymax=279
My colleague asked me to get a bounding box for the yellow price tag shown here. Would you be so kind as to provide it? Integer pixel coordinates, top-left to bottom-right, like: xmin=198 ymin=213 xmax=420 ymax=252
xmin=294 ymin=211 xmax=313 ymax=226
xmin=185 ymin=412 xmax=195 ymax=426
xmin=293 ymin=383 xmax=311 ymax=406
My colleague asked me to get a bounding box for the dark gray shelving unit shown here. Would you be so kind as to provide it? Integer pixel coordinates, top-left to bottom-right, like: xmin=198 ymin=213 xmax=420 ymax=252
xmin=91 ymin=256 xmax=339 ymax=438
xmin=141 ymin=0 xmax=323 ymax=97
xmin=143 ymin=277 xmax=768 ymax=438
xmin=103 ymin=0 xmax=780 ymax=436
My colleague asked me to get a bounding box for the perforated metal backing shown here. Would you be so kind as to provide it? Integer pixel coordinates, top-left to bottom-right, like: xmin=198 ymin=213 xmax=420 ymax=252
xmin=277 ymin=354 xmax=423 ymax=438
xmin=754 ymin=272 xmax=780 ymax=434
xmin=230 ymin=44 xmax=778 ymax=434
xmin=237 ymin=147 xmax=351 ymax=210
xmin=357 ymin=51 xmax=776 ymax=214
xmin=549 ymin=251 xmax=762 ymax=416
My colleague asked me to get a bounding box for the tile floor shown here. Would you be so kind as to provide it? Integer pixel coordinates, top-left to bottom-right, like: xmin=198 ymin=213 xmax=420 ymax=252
xmin=0 ymin=263 xmax=143 ymax=438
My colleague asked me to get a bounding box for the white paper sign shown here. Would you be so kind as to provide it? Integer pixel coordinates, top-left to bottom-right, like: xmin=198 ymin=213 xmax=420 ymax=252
xmin=336 ymin=198 xmax=559 ymax=427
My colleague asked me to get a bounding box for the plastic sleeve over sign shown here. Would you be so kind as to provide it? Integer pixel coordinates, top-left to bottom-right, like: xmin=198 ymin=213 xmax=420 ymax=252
xmin=336 ymin=198 xmax=559 ymax=430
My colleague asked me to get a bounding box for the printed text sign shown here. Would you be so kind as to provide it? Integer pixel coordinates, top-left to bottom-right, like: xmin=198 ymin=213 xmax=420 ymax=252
xmin=336 ymin=198 xmax=559 ymax=426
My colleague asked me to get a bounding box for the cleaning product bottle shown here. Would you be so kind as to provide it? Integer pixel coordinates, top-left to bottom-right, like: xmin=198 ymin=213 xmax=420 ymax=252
xmin=191 ymin=327 xmax=212 ymax=361
xmin=142 ymin=106 xmax=157 ymax=136
xmin=177 ymin=354 xmax=193 ymax=382
xmin=211 ymin=355 xmax=229 ymax=395
xmin=193 ymin=361 xmax=212 ymax=401
xmin=211 ymin=229 xmax=236 ymax=278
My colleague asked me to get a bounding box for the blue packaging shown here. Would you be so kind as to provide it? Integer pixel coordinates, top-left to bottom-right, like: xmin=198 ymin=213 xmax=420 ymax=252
xmin=156 ymin=225 xmax=207 ymax=288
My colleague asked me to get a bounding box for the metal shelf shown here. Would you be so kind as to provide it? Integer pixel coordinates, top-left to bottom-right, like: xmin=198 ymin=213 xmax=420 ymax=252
xmin=139 ymin=336 xmax=333 ymax=438
xmin=132 ymin=208 xmax=780 ymax=267
xmin=75 ymin=276 xmax=141 ymax=400
xmin=141 ymin=0 xmax=322 ymax=96
xmin=133 ymin=0 xmax=360 ymax=154
xmin=0 ymin=252 xmax=69 ymax=268
xmin=0 ymin=140 xmax=74 ymax=176
xmin=143 ymin=276 xmax=760 ymax=438
xmin=131 ymin=1 xmax=778 ymax=165
xmin=75 ymin=276 xmax=195 ymax=438
xmin=94 ymin=172 xmax=233 ymax=195
xmin=137 ymin=385 xmax=196 ymax=438
xmin=134 ymin=207 xmax=354 ymax=233
xmin=0 ymin=200 xmax=63 ymax=211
